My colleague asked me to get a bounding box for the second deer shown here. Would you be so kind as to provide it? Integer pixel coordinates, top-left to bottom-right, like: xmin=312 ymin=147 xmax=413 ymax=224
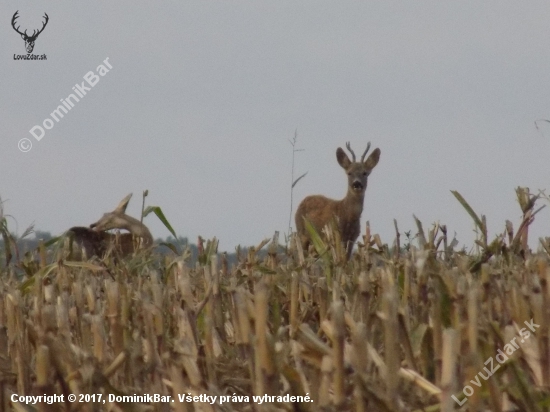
xmin=67 ymin=193 xmax=153 ymax=260
xmin=295 ymin=142 xmax=381 ymax=259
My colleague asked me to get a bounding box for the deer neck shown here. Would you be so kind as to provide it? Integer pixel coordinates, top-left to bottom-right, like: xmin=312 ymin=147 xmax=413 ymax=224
xmin=117 ymin=216 xmax=153 ymax=247
xmin=338 ymin=190 xmax=365 ymax=220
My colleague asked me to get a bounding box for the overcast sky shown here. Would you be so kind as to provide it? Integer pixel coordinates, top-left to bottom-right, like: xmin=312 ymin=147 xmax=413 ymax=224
xmin=2 ymin=2 xmax=550 ymax=252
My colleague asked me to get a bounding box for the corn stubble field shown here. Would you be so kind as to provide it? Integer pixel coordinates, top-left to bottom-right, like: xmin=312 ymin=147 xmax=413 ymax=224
xmin=2 ymin=188 xmax=550 ymax=411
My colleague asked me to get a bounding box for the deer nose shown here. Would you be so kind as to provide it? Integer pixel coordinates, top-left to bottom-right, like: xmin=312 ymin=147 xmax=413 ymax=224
xmin=352 ymin=180 xmax=363 ymax=190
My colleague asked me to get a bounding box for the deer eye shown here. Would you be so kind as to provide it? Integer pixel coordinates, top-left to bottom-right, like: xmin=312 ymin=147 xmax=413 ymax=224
xmin=363 ymin=172 xmax=367 ymax=176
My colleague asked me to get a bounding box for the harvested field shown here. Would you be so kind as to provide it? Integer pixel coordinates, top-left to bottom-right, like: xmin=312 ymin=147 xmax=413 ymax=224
xmin=0 ymin=189 xmax=549 ymax=411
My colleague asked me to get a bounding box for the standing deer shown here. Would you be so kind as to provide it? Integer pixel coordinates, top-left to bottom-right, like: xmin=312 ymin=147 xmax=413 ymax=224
xmin=295 ymin=142 xmax=381 ymax=259
xmin=67 ymin=194 xmax=153 ymax=260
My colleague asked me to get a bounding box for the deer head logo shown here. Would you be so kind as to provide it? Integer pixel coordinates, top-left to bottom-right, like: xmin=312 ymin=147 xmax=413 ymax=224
xmin=11 ymin=11 xmax=49 ymax=54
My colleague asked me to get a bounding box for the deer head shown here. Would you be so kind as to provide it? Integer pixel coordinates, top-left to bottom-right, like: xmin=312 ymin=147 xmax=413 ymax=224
xmin=67 ymin=193 xmax=153 ymax=260
xmin=89 ymin=194 xmax=153 ymax=248
xmin=336 ymin=142 xmax=381 ymax=195
xmin=12 ymin=11 xmax=49 ymax=54
xmin=90 ymin=194 xmax=133 ymax=232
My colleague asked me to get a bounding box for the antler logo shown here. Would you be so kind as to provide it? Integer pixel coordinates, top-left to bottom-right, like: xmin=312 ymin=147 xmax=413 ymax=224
xmin=11 ymin=11 xmax=49 ymax=54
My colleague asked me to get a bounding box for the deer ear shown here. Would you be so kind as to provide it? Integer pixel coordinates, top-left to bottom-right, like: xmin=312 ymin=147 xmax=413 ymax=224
xmin=364 ymin=148 xmax=381 ymax=170
xmin=336 ymin=148 xmax=351 ymax=169
xmin=20 ymin=34 xmax=25 ymax=40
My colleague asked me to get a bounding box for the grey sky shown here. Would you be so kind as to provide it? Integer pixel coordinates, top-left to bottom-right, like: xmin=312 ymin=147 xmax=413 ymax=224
xmin=2 ymin=2 xmax=550 ymax=252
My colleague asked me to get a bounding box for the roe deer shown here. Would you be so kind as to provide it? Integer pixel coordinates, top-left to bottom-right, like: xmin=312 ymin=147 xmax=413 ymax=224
xmin=67 ymin=193 xmax=153 ymax=259
xmin=295 ymin=142 xmax=381 ymax=259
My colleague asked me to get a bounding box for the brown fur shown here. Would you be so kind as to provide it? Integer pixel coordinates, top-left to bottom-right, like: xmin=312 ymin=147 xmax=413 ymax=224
xmin=295 ymin=143 xmax=381 ymax=258
xmin=67 ymin=194 xmax=153 ymax=260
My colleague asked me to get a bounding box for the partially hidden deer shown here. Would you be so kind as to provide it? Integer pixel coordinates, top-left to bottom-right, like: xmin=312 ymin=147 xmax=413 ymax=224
xmin=67 ymin=193 xmax=153 ymax=260
xmin=295 ymin=142 xmax=381 ymax=259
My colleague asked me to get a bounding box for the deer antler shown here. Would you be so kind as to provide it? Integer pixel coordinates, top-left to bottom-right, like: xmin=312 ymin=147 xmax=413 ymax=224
xmin=12 ymin=12 xmax=49 ymax=39
xmin=345 ymin=142 xmax=356 ymax=162
xmin=360 ymin=142 xmax=372 ymax=162
xmin=32 ymin=13 xmax=49 ymax=39
xmin=11 ymin=11 xmax=25 ymax=37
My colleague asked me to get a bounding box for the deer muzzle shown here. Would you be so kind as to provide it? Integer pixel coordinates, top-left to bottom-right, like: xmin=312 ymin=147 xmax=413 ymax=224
xmin=352 ymin=180 xmax=364 ymax=191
